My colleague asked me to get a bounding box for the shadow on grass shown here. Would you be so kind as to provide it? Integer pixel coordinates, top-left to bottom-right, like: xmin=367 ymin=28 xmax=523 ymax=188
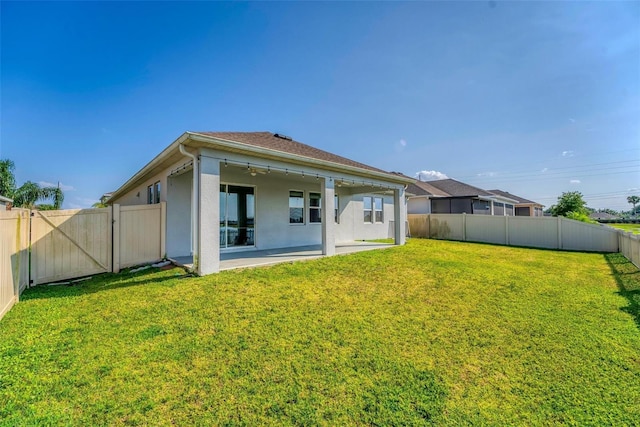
xmin=20 ymin=267 xmax=192 ymax=301
xmin=604 ymin=253 xmax=640 ymax=329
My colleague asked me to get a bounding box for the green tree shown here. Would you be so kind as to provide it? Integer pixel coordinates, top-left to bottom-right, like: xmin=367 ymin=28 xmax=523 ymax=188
xmin=628 ymin=195 xmax=640 ymax=217
xmin=0 ymin=159 xmax=16 ymax=197
xmin=0 ymin=158 xmax=65 ymax=209
xmin=549 ymin=191 xmax=588 ymax=217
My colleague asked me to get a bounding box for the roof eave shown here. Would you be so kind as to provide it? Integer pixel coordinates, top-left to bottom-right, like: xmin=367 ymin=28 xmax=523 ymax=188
xmin=108 ymin=132 xmax=191 ymax=203
xmin=187 ymin=132 xmax=414 ymax=185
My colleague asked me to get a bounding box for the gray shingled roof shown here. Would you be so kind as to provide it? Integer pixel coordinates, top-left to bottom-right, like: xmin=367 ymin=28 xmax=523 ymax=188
xmin=407 ymin=180 xmax=450 ymax=197
xmin=488 ymin=189 xmax=540 ymax=205
xmin=420 ymin=179 xmax=495 ymax=197
xmin=192 ymin=131 xmax=391 ymax=175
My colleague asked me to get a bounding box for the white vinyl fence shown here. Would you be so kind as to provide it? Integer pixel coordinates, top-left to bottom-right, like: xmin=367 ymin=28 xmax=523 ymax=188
xmin=408 ymin=214 xmax=620 ymax=253
xmin=0 ymin=203 xmax=165 ymax=320
xmin=0 ymin=209 xmax=29 ymax=320
xmin=31 ymin=208 xmax=113 ymax=285
xmin=113 ymin=203 xmax=166 ymax=272
xmin=619 ymin=232 xmax=640 ymax=269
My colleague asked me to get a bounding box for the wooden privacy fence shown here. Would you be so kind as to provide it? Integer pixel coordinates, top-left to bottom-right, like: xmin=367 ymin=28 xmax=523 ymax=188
xmin=0 ymin=203 xmax=165 ymax=320
xmin=0 ymin=209 xmax=29 ymax=320
xmin=408 ymin=214 xmax=620 ymax=253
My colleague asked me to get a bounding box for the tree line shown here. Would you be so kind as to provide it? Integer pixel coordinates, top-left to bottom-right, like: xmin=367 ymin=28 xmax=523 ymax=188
xmin=548 ymin=191 xmax=639 ymax=222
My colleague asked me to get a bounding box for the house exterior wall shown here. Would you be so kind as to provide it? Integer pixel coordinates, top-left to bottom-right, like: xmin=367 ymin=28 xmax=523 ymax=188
xmin=110 ymin=158 xmax=192 ymax=206
xmin=408 ymin=196 xmax=430 ymax=214
xmin=218 ymin=164 xmax=397 ymax=249
xmin=111 ymin=147 xmax=406 ymax=266
xmin=166 ymin=171 xmax=192 ymax=258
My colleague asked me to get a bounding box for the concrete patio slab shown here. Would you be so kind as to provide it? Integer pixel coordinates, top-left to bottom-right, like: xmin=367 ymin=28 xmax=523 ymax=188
xmin=169 ymin=241 xmax=395 ymax=273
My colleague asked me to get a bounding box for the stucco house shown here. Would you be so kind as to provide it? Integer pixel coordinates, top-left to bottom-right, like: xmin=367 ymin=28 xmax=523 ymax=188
xmin=0 ymin=195 xmax=13 ymax=210
xmin=488 ymin=190 xmax=544 ymax=217
xmin=108 ymin=131 xmax=413 ymax=275
xmin=407 ymin=178 xmax=519 ymax=215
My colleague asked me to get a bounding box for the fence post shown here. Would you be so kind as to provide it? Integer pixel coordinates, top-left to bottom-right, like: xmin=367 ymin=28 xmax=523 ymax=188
xmin=112 ymin=204 xmax=120 ymax=273
xmin=505 ymin=215 xmax=510 ymax=246
xmin=462 ymin=213 xmax=467 ymax=241
xmin=160 ymin=202 xmax=167 ymax=259
xmin=557 ymin=217 xmax=563 ymax=249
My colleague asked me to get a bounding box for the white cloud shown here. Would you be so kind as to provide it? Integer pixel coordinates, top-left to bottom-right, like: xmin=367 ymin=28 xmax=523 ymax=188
xmin=38 ymin=181 xmax=75 ymax=191
xmin=570 ymin=179 xmax=581 ymax=184
xmin=561 ymin=150 xmax=574 ymax=157
xmin=477 ymin=171 xmax=497 ymax=177
xmin=415 ymin=170 xmax=448 ymax=181
xmin=568 ymin=118 xmax=576 ymax=123
xmin=394 ymin=138 xmax=407 ymax=152
xmin=541 ymin=167 xmax=548 ymax=173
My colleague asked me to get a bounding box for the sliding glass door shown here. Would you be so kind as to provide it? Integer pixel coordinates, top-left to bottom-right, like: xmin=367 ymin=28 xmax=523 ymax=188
xmin=220 ymin=184 xmax=255 ymax=248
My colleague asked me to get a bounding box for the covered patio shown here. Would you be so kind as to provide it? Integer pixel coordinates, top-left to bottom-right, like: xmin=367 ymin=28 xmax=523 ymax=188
xmin=170 ymin=241 xmax=395 ymax=272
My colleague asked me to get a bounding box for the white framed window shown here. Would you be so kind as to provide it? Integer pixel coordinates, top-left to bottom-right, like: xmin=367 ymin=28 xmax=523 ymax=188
xmin=364 ymin=196 xmax=373 ymax=223
xmin=364 ymin=196 xmax=383 ymax=223
xmin=289 ymin=190 xmax=304 ymax=224
xmin=154 ymin=181 xmax=161 ymax=204
xmin=147 ymin=185 xmax=154 ymax=204
xmin=334 ymin=195 xmax=339 ymax=223
xmin=374 ymin=197 xmax=383 ymax=222
xmin=309 ymin=192 xmax=321 ymax=223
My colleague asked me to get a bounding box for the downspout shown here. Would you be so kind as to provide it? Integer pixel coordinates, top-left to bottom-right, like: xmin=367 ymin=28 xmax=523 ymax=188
xmin=179 ymin=143 xmax=199 ymax=270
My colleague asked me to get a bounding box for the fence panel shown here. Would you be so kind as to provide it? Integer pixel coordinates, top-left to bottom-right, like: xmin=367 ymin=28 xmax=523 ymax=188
xmin=115 ymin=203 xmax=165 ymax=270
xmin=619 ymin=232 xmax=640 ymax=269
xmin=0 ymin=210 xmax=30 ymax=320
xmin=407 ymin=214 xmax=429 ymax=238
xmin=429 ymin=214 xmax=464 ymax=240
xmin=466 ymin=215 xmax=507 ymax=245
xmin=508 ymin=216 xmax=560 ymax=249
xmin=31 ymin=208 xmax=112 ymax=285
xmin=561 ymin=218 xmax=618 ymax=252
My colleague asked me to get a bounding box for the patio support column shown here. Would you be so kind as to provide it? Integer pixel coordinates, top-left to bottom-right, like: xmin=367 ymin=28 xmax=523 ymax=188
xmin=198 ymin=155 xmax=220 ymax=275
xmin=394 ymin=186 xmax=407 ymax=245
xmin=321 ymin=178 xmax=336 ymax=256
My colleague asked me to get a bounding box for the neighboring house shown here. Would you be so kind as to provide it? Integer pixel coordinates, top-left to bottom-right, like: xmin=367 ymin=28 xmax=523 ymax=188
xmin=108 ymin=131 xmax=413 ymax=275
xmin=0 ymin=195 xmax=13 ymax=210
xmin=488 ymin=189 xmax=545 ymax=217
xmin=589 ymin=211 xmax=619 ymax=221
xmin=407 ymin=178 xmax=519 ymax=215
xmin=100 ymin=192 xmax=113 ymax=205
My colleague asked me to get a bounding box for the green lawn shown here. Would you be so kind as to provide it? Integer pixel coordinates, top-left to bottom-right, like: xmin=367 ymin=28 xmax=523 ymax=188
xmin=607 ymin=223 xmax=640 ymax=234
xmin=1 ymin=239 xmax=639 ymax=426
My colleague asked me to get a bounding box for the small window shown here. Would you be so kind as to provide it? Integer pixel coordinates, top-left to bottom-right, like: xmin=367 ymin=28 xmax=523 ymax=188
xmin=363 ymin=196 xmax=373 ymax=223
xmin=154 ymin=181 xmax=161 ymax=204
xmin=334 ymin=195 xmax=339 ymax=223
xmin=289 ymin=191 xmax=304 ymax=224
xmin=309 ymin=192 xmax=321 ymax=223
xmin=374 ymin=197 xmax=383 ymax=223
xmin=147 ymin=185 xmax=154 ymax=204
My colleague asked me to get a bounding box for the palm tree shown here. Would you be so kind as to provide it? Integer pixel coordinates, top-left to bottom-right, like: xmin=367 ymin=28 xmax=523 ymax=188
xmin=13 ymin=181 xmax=64 ymax=210
xmin=628 ymin=195 xmax=640 ymax=217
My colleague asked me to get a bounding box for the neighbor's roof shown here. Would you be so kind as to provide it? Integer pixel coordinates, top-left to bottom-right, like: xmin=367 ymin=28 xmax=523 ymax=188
xmin=407 ymin=180 xmax=450 ymax=197
xmin=420 ymin=179 xmax=496 ymax=197
xmin=589 ymin=211 xmax=618 ymax=220
xmin=192 ymin=131 xmax=391 ymax=175
xmin=488 ymin=189 xmax=542 ymax=206
xmin=0 ymin=195 xmax=13 ymax=203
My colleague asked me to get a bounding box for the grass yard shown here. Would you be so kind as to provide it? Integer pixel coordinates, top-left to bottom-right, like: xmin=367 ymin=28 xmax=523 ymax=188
xmin=1 ymin=239 xmax=639 ymax=426
xmin=606 ymin=223 xmax=640 ymax=234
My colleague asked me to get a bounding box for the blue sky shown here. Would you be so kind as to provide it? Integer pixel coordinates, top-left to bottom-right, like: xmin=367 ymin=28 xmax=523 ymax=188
xmin=2 ymin=1 xmax=638 ymax=211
